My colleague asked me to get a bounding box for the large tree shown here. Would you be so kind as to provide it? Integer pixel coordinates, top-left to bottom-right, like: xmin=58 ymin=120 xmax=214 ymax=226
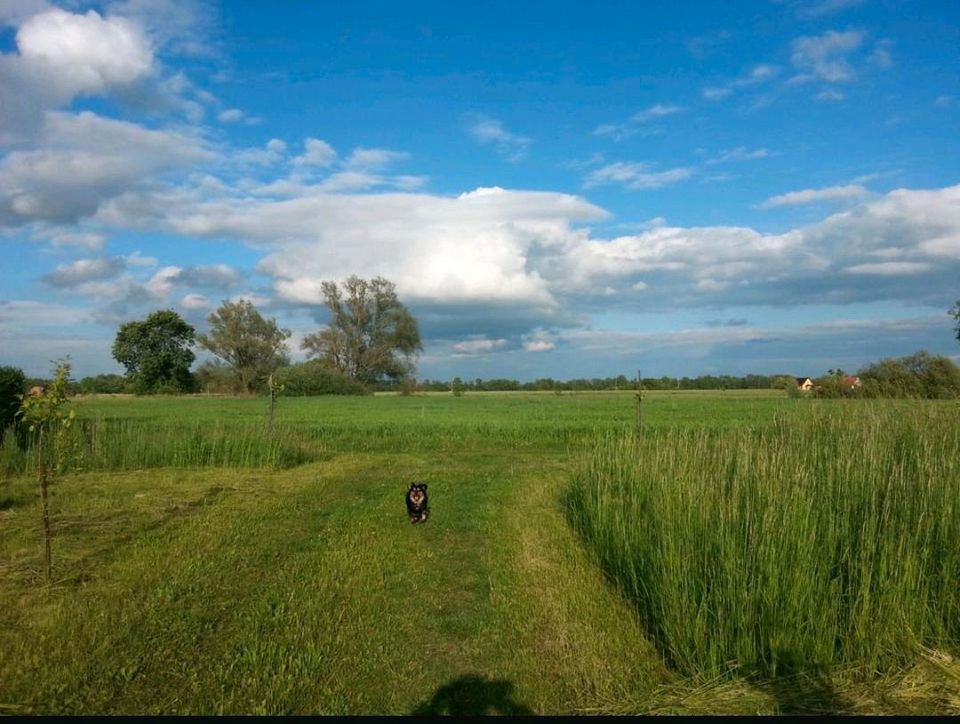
xmin=302 ymin=275 xmax=422 ymax=385
xmin=197 ymin=299 xmax=291 ymax=394
xmin=113 ymin=310 xmax=196 ymax=393
xmin=951 ymin=299 xmax=960 ymax=342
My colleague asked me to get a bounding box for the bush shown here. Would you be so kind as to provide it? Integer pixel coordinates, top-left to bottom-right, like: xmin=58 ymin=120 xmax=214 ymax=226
xmin=273 ymin=361 xmax=370 ymax=396
xmin=858 ymin=350 xmax=960 ymax=399
xmin=77 ymin=373 xmax=130 ymax=394
xmin=0 ymin=365 xmax=26 ymax=441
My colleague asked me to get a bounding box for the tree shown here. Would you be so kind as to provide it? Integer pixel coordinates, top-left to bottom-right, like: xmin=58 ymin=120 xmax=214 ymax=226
xmin=951 ymin=300 xmax=960 ymax=342
xmin=18 ymin=360 xmax=75 ymax=582
xmin=301 ymin=275 xmax=422 ymax=385
xmin=197 ymin=299 xmax=291 ymax=394
xmin=113 ymin=310 xmax=196 ymax=394
xmin=0 ymin=365 xmax=26 ymax=441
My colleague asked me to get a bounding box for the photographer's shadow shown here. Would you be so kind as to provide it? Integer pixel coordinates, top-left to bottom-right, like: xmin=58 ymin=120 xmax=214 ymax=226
xmin=411 ymin=674 xmax=535 ymax=716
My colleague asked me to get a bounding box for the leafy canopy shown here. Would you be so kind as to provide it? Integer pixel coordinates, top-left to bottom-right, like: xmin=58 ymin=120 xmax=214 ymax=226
xmin=112 ymin=310 xmax=196 ymax=394
xmin=197 ymin=299 xmax=291 ymax=394
xmin=301 ymin=275 xmax=422 ymax=384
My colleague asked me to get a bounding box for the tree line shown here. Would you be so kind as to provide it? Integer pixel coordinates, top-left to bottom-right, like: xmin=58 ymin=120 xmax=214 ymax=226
xmin=9 ymin=285 xmax=960 ymax=399
xmin=106 ymin=275 xmax=422 ymax=395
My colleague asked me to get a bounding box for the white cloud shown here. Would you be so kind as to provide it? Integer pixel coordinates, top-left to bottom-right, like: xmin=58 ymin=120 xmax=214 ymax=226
xmin=593 ymin=104 xmax=682 ymax=141
xmin=702 ymin=64 xmax=779 ymax=101
xmin=760 ymin=184 xmax=868 ymax=207
xmin=16 ymin=8 xmax=153 ymax=93
xmin=844 ymin=262 xmax=931 ymax=275
xmin=293 ymin=138 xmax=337 ymax=167
xmin=707 ymin=147 xmax=770 ymax=164
xmin=218 ymin=108 xmax=244 ymax=123
xmin=792 ymin=0 xmax=865 ymax=19
xmin=33 ymin=227 xmax=106 ymax=250
xmin=452 ymin=338 xmax=509 ymax=355
xmin=869 ymin=40 xmax=893 ymax=69
xmin=0 ymin=299 xmax=92 ymax=328
xmin=816 ymin=89 xmax=846 ymax=102
xmin=90 ymin=173 xmax=960 ymax=329
xmin=0 ymin=110 xmax=213 ymax=224
xmin=106 ymin=0 xmax=217 ymax=58
xmin=235 ymin=138 xmax=287 ymax=166
xmin=345 ymin=147 xmax=410 ymax=170
xmin=790 ymin=29 xmax=865 ymax=83
xmin=0 ymin=6 xmax=164 ymax=140
xmin=584 ymin=163 xmax=693 ymax=190
xmin=522 ymin=329 xmax=556 ymax=352
xmin=466 ymin=116 xmax=531 ymax=161
xmin=702 ymin=87 xmax=732 ymax=101
xmin=180 ymin=292 xmax=211 ymax=310
xmin=42 ymin=257 xmax=125 ymax=287
xmin=631 ymin=104 xmax=683 ymax=123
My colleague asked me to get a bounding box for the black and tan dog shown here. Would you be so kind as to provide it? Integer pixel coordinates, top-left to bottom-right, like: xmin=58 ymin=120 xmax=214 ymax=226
xmin=406 ymin=482 xmax=430 ymax=524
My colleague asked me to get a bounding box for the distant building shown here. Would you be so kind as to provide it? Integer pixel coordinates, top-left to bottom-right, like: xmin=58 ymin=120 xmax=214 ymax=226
xmin=842 ymin=375 xmax=861 ymax=390
xmin=795 ymin=377 xmax=814 ymax=391
xmin=28 ymin=385 xmax=45 ymax=397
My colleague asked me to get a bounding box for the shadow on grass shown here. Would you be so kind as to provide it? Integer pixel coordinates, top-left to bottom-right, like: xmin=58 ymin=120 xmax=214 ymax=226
xmin=754 ymin=671 xmax=853 ymax=715
xmin=410 ymin=674 xmax=535 ymax=716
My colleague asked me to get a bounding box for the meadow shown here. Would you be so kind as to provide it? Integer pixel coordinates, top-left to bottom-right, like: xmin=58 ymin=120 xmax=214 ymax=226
xmin=1 ymin=390 xmax=958 ymax=715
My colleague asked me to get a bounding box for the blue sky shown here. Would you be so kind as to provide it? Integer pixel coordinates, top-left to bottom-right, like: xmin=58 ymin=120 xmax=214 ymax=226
xmin=1 ymin=0 xmax=958 ymax=380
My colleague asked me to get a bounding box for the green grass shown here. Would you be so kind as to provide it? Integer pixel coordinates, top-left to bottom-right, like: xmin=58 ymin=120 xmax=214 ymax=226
xmin=1 ymin=391 xmax=958 ymax=714
xmin=567 ymin=405 xmax=960 ymax=679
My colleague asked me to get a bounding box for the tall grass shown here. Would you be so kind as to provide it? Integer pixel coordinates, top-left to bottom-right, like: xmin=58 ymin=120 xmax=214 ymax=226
xmin=566 ymin=405 xmax=960 ymax=679
xmin=0 ymin=419 xmax=313 ymax=475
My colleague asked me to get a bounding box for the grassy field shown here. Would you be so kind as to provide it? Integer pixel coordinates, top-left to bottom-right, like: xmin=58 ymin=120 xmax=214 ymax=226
xmin=1 ymin=391 xmax=959 ymax=715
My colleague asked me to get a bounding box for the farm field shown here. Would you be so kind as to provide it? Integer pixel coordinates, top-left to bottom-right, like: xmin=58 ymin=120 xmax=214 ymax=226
xmin=1 ymin=391 xmax=959 ymax=715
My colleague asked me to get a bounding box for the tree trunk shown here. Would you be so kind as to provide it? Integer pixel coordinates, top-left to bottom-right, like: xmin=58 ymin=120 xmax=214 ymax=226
xmin=37 ymin=428 xmax=52 ymax=583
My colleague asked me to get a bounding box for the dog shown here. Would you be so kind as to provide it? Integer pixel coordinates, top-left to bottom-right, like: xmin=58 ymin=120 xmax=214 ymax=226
xmin=406 ymin=482 xmax=430 ymax=524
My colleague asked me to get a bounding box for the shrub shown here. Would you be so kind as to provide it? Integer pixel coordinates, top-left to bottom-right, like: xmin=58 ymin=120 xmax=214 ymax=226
xmin=77 ymin=373 xmax=130 ymax=394
xmin=858 ymin=350 xmax=960 ymax=399
xmin=0 ymin=365 xmax=26 ymax=441
xmin=273 ymin=361 xmax=370 ymax=396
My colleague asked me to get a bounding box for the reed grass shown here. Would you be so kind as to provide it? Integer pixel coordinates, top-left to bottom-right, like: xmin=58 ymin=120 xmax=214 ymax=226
xmin=566 ymin=405 xmax=960 ymax=679
xmin=0 ymin=419 xmax=312 ymax=474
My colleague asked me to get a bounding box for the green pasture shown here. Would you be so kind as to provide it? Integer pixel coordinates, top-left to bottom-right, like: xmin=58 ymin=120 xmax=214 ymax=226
xmin=1 ymin=391 xmax=958 ymax=715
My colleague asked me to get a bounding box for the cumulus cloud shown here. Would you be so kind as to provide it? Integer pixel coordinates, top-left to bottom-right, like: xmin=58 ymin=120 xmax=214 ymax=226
xmin=0 ymin=111 xmax=214 ymax=225
xmin=146 ymin=264 xmax=242 ymax=295
xmin=41 ymin=257 xmax=126 ymax=287
xmin=522 ymin=329 xmax=557 ymax=352
xmin=760 ymin=184 xmax=868 ymax=207
xmin=88 ymin=174 xmax=960 ymax=334
xmin=17 ymin=8 xmax=153 ymax=92
xmin=179 ymin=292 xmax=211 ymax=310
xmin=452 ymin=337 xmax=509 ymax=355
xmin=0 ymin=6 xmax=161 ymax=140
xmin=293 ymin=138 xmax=337 ymax=167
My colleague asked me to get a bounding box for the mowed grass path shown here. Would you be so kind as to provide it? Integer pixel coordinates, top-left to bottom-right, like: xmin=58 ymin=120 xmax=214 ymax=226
xmin=2 ymin=391 xmax=958 ymax=714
